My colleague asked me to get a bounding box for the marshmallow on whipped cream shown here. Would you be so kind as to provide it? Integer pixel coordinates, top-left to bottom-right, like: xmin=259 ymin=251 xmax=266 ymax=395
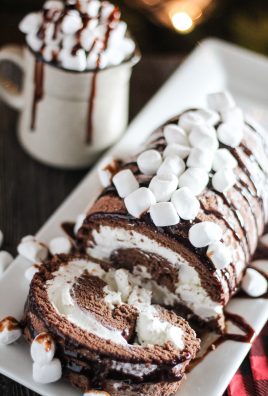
xmin=19 ymin=0 xmax=135 ymax=71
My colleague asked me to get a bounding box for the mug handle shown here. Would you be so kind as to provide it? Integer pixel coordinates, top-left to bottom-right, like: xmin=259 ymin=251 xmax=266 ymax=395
xmin=0 ymin=45 xmax=25 ymax=111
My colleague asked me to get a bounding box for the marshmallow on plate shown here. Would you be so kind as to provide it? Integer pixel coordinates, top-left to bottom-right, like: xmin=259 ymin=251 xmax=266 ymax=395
xmin=207 ymin=241 xmax=231 ymax=270
xmin=187 ymin=147 xmax=214 ymax=171
xmin=241 ymin=268 xmax=267 ymax=297
xmin=150 ymin=202 xmax=180 ymax=227
xmin=217 ymin=122 xmax=243 ymax=148
xmin=163 ymin=143 xmax=190 ymax=160
xmin=0 ymin=317 xmax=22 ymax=345
xmin=171 ymin=187 xmax=200 ymax=220
xmin=207 ymin=91 xmax=236 ymax=112
xmin=0 ymin=251 xmax=14 ymax=275
xmin=189 ymin=124 xmax=219 ymax=151
xmin=137 ymin=150 xmax=162 ymax=175
xmin=178 ymin=167 xmax=209 ymax=196
xmin=113 ymin=169 xmax=139 ymax=198
xmin=149 ymin=174 xmax=178 ymax=202
xmin=212 ymin=168 xmax=236 ymax=193
xmin=49 ymin=237 xmax=72 ymax=255
xmin=74 ymin=213 xmax=86 ymax=235
xmin=163 ymin=124 xmax=189 ymax=146
xmin=31 ymin=333 xmax=56 ymax=364
xmin=124 ymin=187 xmax=156 ymax=218
xmin=24 ymin=264 xmax=40 ymax=282
xmin=189 ymin=221 xmax=223 ymax=248
xmin=157 ymin=155 xmax=185 ymax=178
xmin=178 ymin=111 xmax=204 ymax=132
xmin=98 ymin=157 xmax=119 ymax=188
xmin=17 ymin=236 xmax=48 ymax=263
xmin=33 ymin=358 xmax=62 ymax=384
xmin=212 ymin=148 xmax=238 ymax=171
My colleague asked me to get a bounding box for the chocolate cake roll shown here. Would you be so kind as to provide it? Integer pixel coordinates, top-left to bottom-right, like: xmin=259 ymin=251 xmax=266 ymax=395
xmin=24 ymin=254 xmax=200 ymax=395
xmin=77 ymin=92 xmax=268 ymax=331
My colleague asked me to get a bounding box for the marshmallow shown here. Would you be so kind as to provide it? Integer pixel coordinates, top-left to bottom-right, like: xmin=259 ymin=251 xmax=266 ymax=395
xmin=49 ymin=237 xmax=72 ymax=255
xmin=207 ymin=242 xmax=231 ymax=269
xmin=33 ymin=358 xmax=62 ymax=384
xmin=217 ymin=122 xmax=243 ymax=148
xmin=59 ymin=48 xmax=87 ymax=72
xmin=137 ymin=150 xmax=162 ymax=175
xmin=0 ymin=230 xmax=3 ymax=247
xmin=207 ymin=91 xmax=236 ymax=112
xmin=163 ymin=143 xmax=190 ymax=160
xmin=0 ymin=251 xmax=13 ymax=275
xmin=250 ymin=260 xmax=268 ymax=278
xmin=189 ymin=124 xmax=219 ymax=151
xmin=74 ymin=213 xmax=86 ymax=235
xmin=18 ymin=237 xmax=48 ymax=263
xmin=149 ymin=174 xmax=178 ymax=202
xmin=26 ymin=33 xmax=43 ymax=52
xmin=0 ymin=317 xmax=22 ymax=345
xmin=113 ymin=169 xmax=139 ymax=198
xmin=163 ymin=124 xmax=189 ymax=146
xmin=84 ymin=391 xmax=110 ymax=396
xmin=24 ymin=264 xmax=40 ymax=282
xmin=178 ymin=111 xmax=204 ymax=132
xmin=178 ymin=168 xmax=209 ymax=195
xmin=189 ymin=221 xmax=223 ymax=248
xmin=31 ymin=333 xmax=56 ymax=364
xmin=109 ymin=21 xmax=127 ymax=45
xmin=86 ymin=0 xmax=101 ymax=17
xmin=80 ymin=29 xmax=95 ymax=52
xmin=187 ymin=147 xmax=214 ymax=171
xmin=62 ymin=10 xmax=83 ymax=34
xmin=19 ymin=12 xmax=42 ymax=34
xmin=44 ymin=1 xmax=64 ymax=9
xmin=195 ymin=108 xmax=220 ymax=126
xmin=124 ymin=187 xmax=156 ymax=218
xmin=98 ymin=157 xmax=118 ymax=187
xmin=221 ymin=107 xmax=244 ymax=126
xmin=150 ymin=202 xmax=180 ymax=227
xmin=212 ymin=168 xmax=236 ymax=193
xmin=212 ymin=148 xmax=238 ymax=171
xmin=42 ymin=44 xmax=59 ymax=62
xmin=241 ymin=268 xmax=267 ymax=297
xmin=157 ymin=155 xmax=185 ymax=178
xmin=171 ymin=187 xmax=200 ymax=220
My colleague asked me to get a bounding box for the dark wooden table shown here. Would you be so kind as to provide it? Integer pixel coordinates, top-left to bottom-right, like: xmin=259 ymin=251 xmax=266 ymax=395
xmin=0 ymin=53 xmax=182 ymax=396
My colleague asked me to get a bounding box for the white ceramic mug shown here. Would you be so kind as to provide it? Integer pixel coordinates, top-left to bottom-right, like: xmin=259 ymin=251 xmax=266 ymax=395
xmin=0 ymin=45 xmax=139 ymax=169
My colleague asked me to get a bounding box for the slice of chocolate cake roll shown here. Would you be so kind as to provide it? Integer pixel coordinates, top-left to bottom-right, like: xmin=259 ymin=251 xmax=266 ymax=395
xmin=77 ymin=92 xmax=268 ymax=331
xmin=24 ymin=254 xmax=200 ymax=395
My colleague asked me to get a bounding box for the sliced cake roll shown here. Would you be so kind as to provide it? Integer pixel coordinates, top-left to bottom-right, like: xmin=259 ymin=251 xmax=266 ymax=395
xmin=77 ymin=92 xmax=268 ymax=331
xmin=23 ymin=254 xmax=200 ymax=395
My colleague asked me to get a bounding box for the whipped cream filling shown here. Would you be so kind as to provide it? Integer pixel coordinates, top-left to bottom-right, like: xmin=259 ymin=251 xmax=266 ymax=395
xmin=88 ymin=226 xmax=225 ymax=320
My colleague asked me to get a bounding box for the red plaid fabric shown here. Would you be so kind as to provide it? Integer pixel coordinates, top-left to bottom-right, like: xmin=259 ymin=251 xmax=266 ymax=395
xmin=224 ymin=322 xmax=268 ymax=396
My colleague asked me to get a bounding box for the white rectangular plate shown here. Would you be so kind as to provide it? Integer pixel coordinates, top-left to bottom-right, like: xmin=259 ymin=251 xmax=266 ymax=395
xmin=0 ymin=38 xmax=268 ymax=396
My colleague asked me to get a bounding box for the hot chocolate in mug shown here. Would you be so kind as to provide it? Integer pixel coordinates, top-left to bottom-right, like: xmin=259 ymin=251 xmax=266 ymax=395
xmin=0 ymin=45 xmax=139 ymax=169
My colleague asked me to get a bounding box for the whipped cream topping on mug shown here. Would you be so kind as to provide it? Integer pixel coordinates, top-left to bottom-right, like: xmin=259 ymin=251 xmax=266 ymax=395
xmin=19 ymin=0 xmax=135 ymax=71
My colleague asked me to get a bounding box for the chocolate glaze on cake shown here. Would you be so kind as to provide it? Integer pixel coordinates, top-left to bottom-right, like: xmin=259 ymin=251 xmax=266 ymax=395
xmin=23 ymin=254 xmax=200 ymax=395
xmin=77 ymin=107 xmax=268 ymax=331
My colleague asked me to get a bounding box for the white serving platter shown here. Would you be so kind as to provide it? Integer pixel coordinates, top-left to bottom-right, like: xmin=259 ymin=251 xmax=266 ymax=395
xmin=0 ymin=38 xmax=268 ymax=396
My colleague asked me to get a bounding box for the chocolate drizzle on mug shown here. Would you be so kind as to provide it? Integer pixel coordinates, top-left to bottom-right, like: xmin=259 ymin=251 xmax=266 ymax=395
xmin=31 ymin=60 xmax=44 ymax=130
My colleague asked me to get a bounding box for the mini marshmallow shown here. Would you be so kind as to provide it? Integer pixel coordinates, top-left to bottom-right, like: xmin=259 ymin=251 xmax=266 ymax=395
xmin=124 ymin=187 xmax=156 ymax=218
xmin=19 ymin=12 xmax=42 ymax=34
xmin=250 ymin=260 xmax=268 ymax=278
xmin=212 ymin=148 xmax=238 ymax=171
xmin=0 ymin=317 xmax=22 ymax=345
xmin=187 ymin=147 xmax=214 ymax=171
xmin=163 ymin=124 xmax=189 ymax=146
xmin=98 ymin=157 xmax=118 ymax=187
xmin=221 ymin=107 xmax=244 ymax=126
xmin=113 ymin=169 xmax=139 ymax=198
xmin=109 ymin=21 xmax=127 ymax=44
xmin=33 ymin=358 xmax=62 ymax=384
xmin=157 ymin=155 xmax=185 ymax=178
xmin=80 ymin=28 xmax=95 ymax=51
xmin=195 ymin=108 xmax=220 ymax=126
xmin=150 ymin=202 xmax=180 ymax=227
xmin=43 ymin=0 xmax=64 ymax=9
xmin=31 ymin=333 xmax=56 ymax=364
xmin=241 ymin=268 xmax=267 ymax=297
xmin=189 ymin=124 xmax=219 ymax=151
xmin=24 ymin=264 xmax=40 ymax=282
xmin=207 ymin=242 xmax=231 ymax=270
xmin=84 ymin=391 xmax=110 ymax=396
xmin=74 ymin=213 xmax=86 ymax=235
xmin=26 ymin=33 xmax=43 ymax=52
xmin=137 ymin=150 xmax=162 ymax=175
xmin=0 ymin=251 xmax=13 ymax=275
xmin=149 ymin=174 xmax=178 ymax=202
xmin=87 ymin=0 xmax=101 ymax=17
xmin=171 ymin=187 xmax=200 ymax=220
xmin=59 ymin=48 xmax=87 ymax=72
xmin=189 ymin=221 xmax=223 ymax=248
xmin=178 ymin=111 xmax=204 ymax=132
xmin=49 ymin=237 xmax=72 ymax=255
xmin=0 ymin=230 xmax=3 ymax=248
xmin=178 ymin=168 xmax=209 ymax=196
xmin=62 ymin=10 xmax=83 ymax=34
xmin=217 ymin=122 xmax=243 ymax=148
xmin=17 ymin=237 xmax=48 ymax=263
xmin=212 ymin=168 xmax=236 ymax=193
xmin=207 ymin=91 xmax=236 ymax=112
xmin=163 ymin=143 xmax=190 ymax=160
